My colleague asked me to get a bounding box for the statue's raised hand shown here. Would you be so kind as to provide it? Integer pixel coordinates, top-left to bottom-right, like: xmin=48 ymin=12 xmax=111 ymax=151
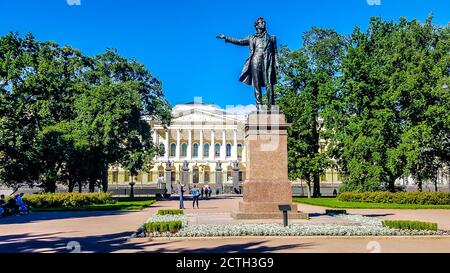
xmin=216 ymin=34 xmax=226 ymax=39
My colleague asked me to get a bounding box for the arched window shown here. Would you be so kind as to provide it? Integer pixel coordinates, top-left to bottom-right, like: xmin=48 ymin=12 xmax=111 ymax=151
xmin=204 ymin=143 xmax=210 ymax=157
xmin=193 ymin=165 xmax=199 ymax=183
xmin=227 ymin=166 xmax=233 ymax=181
xmin=215 ymin=143 xmax=221 ymax=157
xmin=237 ymin=144 xmax=243 ymax=158
xmin=226 ymin=144 xmax=232 ymax=157
xmin=193 ymin=143 xmax=199 ymax=158
xmin=159 ymin=143 xmax=165 ymax=156
xmin=170 ymin=143 xmax=176 ymax=157
xmin=181 ymin=143 xmax=188 ymax=157
xmin=158 ymin=165 xmax=164 ymax=179
xmin=204 ymin=165 xmax=210 ymax=183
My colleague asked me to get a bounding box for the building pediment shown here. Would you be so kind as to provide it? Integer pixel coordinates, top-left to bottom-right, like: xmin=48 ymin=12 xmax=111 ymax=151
xmin=172 ymin=108 xmax=242 ymax=125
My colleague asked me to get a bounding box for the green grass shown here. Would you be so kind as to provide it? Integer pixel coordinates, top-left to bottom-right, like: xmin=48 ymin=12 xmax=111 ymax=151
xmin=293 ymin=197 xmax=450 ymax=209
xmin=31 ymin=197 xmax=156 ymax=212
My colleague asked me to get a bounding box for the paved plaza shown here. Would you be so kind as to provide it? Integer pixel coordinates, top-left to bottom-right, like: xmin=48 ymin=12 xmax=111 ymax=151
xmin=1 ymin=196 xmax=450 ymax=253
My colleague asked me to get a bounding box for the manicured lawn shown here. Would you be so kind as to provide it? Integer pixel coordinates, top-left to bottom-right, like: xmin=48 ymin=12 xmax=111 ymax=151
xmin=31 ymin=197 xmax=156 ymax=212
xmin=293 ymin=197 xmax=450 ymax=209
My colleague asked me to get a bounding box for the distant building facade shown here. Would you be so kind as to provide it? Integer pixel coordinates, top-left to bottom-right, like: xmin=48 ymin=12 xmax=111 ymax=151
xmin=108 ymin=102 xmax=247 ymax=190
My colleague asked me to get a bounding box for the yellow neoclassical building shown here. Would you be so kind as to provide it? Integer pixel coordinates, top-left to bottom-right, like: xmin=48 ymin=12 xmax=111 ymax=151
xmin=108 ymin=102 xmax=248 ymax=191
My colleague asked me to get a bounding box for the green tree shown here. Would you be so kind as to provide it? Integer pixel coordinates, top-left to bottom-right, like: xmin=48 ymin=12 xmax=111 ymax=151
xmin=0 ymin=33 xmax=171 ymax=192
xmin=276 ymin=28 xmax=345 ymax=197
xmin=332 ymin=16 xmax=449 ymax=192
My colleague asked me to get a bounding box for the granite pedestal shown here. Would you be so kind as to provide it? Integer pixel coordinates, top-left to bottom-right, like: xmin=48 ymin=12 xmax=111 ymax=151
xmin=231 ymin=111 xmax=309 ymax=220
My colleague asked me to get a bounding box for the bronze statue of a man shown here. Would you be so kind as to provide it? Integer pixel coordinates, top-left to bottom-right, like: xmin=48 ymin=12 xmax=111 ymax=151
xmin=217 ymin=17 xmax=277 ymax=110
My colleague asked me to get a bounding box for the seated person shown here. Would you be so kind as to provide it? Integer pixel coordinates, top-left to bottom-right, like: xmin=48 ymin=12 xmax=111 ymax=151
xmin=15 ymin=193 xmax=30 ymax=214
xmin=5 ymin=197 xmax=19 ymax=216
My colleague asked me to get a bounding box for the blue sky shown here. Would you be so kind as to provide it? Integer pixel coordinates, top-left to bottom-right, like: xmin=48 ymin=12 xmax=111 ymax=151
xmin=1 ymin=0 xmax=449 ymax=109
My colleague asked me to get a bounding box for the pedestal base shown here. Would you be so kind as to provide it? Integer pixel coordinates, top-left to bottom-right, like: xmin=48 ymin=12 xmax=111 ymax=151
xmin=231 ymin=210 xmax=309 ymax=220
xmin=230 ymin=180 xmax=309 ymax=220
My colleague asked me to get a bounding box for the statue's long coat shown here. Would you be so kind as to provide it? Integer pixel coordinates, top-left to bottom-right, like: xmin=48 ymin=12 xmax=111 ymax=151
xmin=225 ymin=33 xmax=277 ymax=87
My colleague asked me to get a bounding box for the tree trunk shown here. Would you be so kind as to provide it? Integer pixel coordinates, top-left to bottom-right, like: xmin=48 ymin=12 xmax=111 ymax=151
xmin=306 ymin=179 xmax=312 ymax=198
xmin=88 ymin=177 xmax=95 ymax=192
xmin=417 ymin=181 xmax=423 ymax=192
xmin=78 ymin=180 xmax=83 ymax=193
xmin=68 ymin=180 xmax=74 ymax=193
xmin=101 ymin=161 xmax=108 ymax=192
xmin=313 ymin=174 xmax=321 ymax=197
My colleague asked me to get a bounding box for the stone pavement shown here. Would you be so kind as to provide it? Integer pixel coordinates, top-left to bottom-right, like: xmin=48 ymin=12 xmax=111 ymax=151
xmin=1 ymin=195 xmax=450 ymax=253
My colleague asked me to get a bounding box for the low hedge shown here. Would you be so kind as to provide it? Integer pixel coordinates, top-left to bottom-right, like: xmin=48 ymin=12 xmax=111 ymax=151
xmin=157 ymin=209 xmax=184 ymax=215
xmin=144 ymin=221 xmax=183 ymax=233
xmin=382 ymin=220 xmax=438 ymax=231
xmin=23 ymin=192 xmax=115 ymax=208
xmin=338 ymin=192 xmax=450 ymax=205
xmin=325 ymin=209 xmax=347 ymax=215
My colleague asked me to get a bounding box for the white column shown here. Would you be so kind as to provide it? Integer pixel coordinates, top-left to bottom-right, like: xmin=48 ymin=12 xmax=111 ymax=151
xmin=153 ymin=129 xmax=159 ymax=159
xmin=242 ymin=144 xmax=247 ymax=163
xmin=221 ymin=129 xmax=226 ymax=160
xmin=164 ymin=130 xmax=169 ymax=160
xmin=210 ymin=130 xmax=215 ymax=161
xmin=176 ymin=129 xmax=181 ymax=160
xmin=153 ymin=129 xmax=158 ymax=144
xmin=199 ymin=130 xmax=204 ymax=160
xmin=232 ymin=129 xmax=238 ymax=160
xmin=187 ymin=129 xmax=192 ymax=160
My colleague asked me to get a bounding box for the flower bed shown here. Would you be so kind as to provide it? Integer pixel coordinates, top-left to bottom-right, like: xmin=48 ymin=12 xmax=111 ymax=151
xmin=138 ymin=213 xmax=444 ymax=238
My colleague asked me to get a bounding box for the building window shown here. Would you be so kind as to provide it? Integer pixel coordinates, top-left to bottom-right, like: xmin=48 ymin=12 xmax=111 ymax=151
xmin=237 ymin=144 xmax=243 ymax=158
xmin=215 ymin=143 xmax=221 ymax=157
xmin=193 ymin=166 xmax=199 ymax=183
xmin=170 ymin=143 xmax=176 ymax=157
xmin=181 ymin=143 xmax=188 ymax=157
xmin=320 ymin=174 xmax=327 ymax=182
xmin=204 ymin=166 xmax=210 ymax=183
xmin=124 ymin=171 xmax=130 ymax=183
xmin=112 ymin=171 xmax=118 ymax=183
xmin=159 ymin=143 xmax=165 ymax=156
xmin=158 ymin=166 xmax=164 ymax=179
xmin=204 ymin=143 xmax=210 ymax=157
xmin=193 ymin=143 xmax=199 ymax=158
xmin=226 ymin=144 xmax=232 ymax=157
xmin=239 ymin=171 xmax=244 ymax=182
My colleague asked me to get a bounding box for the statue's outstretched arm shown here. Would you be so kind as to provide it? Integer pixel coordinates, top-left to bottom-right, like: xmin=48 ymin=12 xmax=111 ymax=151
xmin=217 ymin=34 xmax=250 ymax=46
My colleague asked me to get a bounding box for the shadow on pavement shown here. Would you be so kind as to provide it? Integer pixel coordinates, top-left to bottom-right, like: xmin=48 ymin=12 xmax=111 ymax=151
xmin=0 ymin=210 xmax=133 ymax=225
xmin=0 ymin=231 xmax=315 ymax=253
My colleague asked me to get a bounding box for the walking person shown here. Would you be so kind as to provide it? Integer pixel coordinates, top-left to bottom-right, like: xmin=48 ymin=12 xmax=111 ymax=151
xmin=200 ymin=186 xmax=204 ymax=199
xmin=204 ymin=185 xmax=209 ymax=200
xmin=178 ymin=182 xmax=185 ymax=209
xmin=207 ymin=185 xmax=212 ymax=198
xmin=191 ymin=185 xmax=200 ymax=209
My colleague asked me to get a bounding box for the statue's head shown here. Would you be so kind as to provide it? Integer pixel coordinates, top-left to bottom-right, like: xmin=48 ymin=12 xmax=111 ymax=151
xmin=254 ymin=17 xmax=266 ymax=33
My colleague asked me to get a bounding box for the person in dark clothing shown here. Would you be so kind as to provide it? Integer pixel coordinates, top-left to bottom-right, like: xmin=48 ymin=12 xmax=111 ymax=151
xmin=191 ymin=185 xmax=200 ymax=208
xmin=201 ymin=187 xmax=204 ymax=199
xmin=0 ymin=194 xmax=6 ymax=217
xmin=5 ymin=197 xmax=19 ymax=216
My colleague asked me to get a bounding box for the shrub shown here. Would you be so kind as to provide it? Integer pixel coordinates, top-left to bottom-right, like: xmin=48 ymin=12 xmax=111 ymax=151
xmin=382 ymin=220 xmax=438 ymax=231
xmin=157 ymin=209 xmax=184 ymax=215
xmin=325 ymin=209 xmax=347 ymax=215
xmin=337 ymin=192 xmax=450 ymax=205
xmin=22 ymin=192 xmax=115 ymax=208
xmin=144 ymin=221 xmax=182 ymax=233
